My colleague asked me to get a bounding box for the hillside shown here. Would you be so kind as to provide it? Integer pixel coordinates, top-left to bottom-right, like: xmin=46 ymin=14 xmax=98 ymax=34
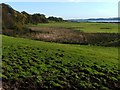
xmin=2 ymin=35 xmax=120 ymax=90
xmin=1 ymin=3 xmax=64 ymax=36
xmin=1 ymin=3 xmax=48 ymax=35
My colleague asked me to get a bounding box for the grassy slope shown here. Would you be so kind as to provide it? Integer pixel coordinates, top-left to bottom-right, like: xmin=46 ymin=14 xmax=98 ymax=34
xmin=2 ymin=35 xmax=119 ymax=89
xmin=31 ymin=22 xmax=118 ymax=33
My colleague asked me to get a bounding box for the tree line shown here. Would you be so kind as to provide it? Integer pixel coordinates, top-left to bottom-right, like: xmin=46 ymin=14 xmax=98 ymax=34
xmin=2 ymin=3 xmax=64 ymax=31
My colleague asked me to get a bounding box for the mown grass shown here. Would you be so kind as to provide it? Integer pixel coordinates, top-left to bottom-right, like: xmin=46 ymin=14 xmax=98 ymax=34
xmin=31 ymin=22 xmax=118 ymax=33
xmin=2 ymin=35 xmax=120 ymax=89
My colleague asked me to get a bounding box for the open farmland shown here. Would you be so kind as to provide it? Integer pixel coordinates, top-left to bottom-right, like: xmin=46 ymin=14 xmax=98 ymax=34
xmin=31 ymin=22 xmax=118 ymax=33
xmin=2 ymin=35 xmax=120 ymax=90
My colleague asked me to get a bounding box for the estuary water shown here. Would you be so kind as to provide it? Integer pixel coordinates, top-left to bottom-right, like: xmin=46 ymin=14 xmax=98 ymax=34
xmin=77 ymin=19 xmax=119 ymax=23
xmin=87 ymin=20 xmax=119 ymax=23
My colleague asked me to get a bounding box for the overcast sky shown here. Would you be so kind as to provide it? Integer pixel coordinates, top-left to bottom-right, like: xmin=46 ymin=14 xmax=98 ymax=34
xmin=3 ymin=1 xmax=119 ymax=19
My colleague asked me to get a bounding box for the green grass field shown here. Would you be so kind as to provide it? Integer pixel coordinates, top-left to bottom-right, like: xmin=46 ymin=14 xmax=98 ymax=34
xmin=2 ymin=35 xmax=119 ymax=89
xmin=31 ymin=22 xmax=118 ymax=33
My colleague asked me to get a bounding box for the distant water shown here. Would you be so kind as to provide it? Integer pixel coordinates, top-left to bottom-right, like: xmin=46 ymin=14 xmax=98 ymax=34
xmin=87 ymin=20 xmax=119 ymax=23
xmin=75 ymin=19 xmax=119 ymax=23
